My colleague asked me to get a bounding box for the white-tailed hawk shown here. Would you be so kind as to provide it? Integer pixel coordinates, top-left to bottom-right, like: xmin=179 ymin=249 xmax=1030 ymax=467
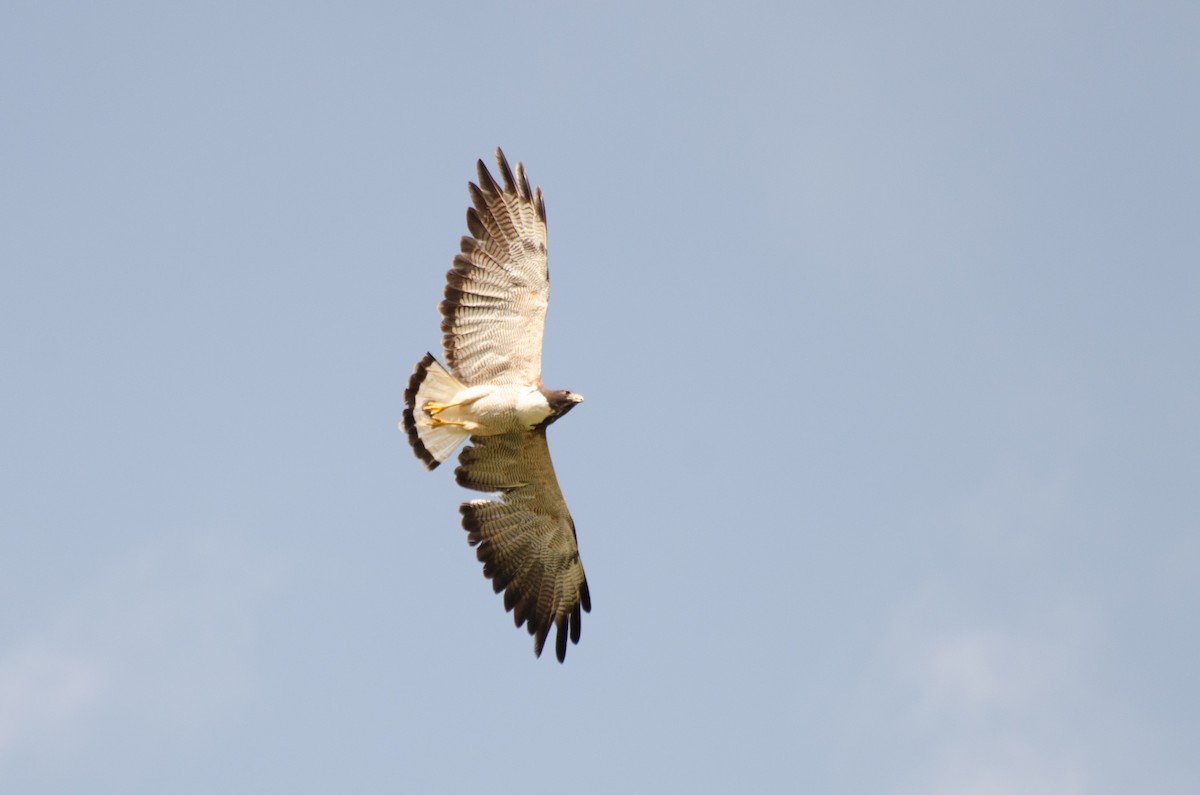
xmin=400 ymin=149 xmax=590 ymax=662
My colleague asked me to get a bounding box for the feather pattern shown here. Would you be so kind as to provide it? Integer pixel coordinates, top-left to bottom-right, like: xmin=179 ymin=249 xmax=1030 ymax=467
xmin=456 ymin=430 xmax=590 ymax=662
xmin=440 ymin=148 xmax=549 ymax=387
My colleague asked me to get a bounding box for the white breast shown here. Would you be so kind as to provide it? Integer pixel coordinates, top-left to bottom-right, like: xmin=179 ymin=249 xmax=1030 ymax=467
xmin=447 ymin=383 xmax=551 ymax=434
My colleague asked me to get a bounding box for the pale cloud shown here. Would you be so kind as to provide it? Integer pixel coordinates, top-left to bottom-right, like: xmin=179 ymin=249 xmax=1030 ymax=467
xmin=0 ymin=640 xmax=104 ymax=757
xmin=912 ymin=624 xmax=1070 ymax=722
xmin=904 ymin=618 xmax=1091 ymax=795
xmin=0 ymin=528 xmax=288 ymax=768
xmin=838 ymin=588 xmax=1097 ymax=794
xmin=927 ymin=741 xmax=1088 ymax=795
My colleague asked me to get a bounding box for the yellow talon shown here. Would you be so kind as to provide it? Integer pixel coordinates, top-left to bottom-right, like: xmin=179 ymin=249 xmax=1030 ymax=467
xmin=429 ymin=415 xmax=476 ymax=431
xmin=423 ymin=400 xmax=453 ymax=416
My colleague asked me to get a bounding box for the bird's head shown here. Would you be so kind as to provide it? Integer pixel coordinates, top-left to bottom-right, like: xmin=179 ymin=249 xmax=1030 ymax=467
xmin=543 ymin=389 xmax=584 ymax=425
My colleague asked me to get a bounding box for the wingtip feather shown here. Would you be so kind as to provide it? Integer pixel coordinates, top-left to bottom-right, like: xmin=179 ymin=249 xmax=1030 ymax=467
xmin=476 ymin=157 xmax=500 ymax=196
xmin=496 ymin=148 xmax=517 ymax=193
xmin=555 ymin=619 xmax=568 ymax=662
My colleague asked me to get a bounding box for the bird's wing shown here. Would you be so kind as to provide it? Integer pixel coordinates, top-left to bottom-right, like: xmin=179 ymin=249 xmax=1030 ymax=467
xmin=440 ymin=148 xmax=548 ymax=386
xmin=455 ymin=429 xmax=590 ymax=662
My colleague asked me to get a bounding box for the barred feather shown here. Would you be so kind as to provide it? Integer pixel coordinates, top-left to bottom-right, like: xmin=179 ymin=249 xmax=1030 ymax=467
xmin=456 ymin=431 xmax=589 ymax=662
xmin=440 ymin=148 xmax=549 ymax=387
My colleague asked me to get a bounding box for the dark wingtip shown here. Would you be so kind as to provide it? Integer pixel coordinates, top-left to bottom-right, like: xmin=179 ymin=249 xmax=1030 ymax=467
xmin=476 ymin=156 xmax=500 ymax=197
xmin=579 ymin=579 xmax=591 ymax=612
xmin=570 ymin=602 xmax=582 ymax=644
xmin=534 ymin=623 xmax=551 ymax=659
xmin=493 ymin=148 xmax=545 ymax=223
xmin=495 ymin=148 xmax=517 ymax=194
xmin=555 ymin=617 xmax=568 ymax=662
xmin=465 ymin=203 xmax=486 ymax=240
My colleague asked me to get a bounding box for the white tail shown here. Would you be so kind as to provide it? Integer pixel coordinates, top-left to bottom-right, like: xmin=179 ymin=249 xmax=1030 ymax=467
xmin=401 ymin=353 xmax=471 ymax=469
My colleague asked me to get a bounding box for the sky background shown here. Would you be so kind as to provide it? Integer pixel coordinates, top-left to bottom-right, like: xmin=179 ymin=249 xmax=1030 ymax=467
xmin=2 ymin=2 xmax=1198 ymax=793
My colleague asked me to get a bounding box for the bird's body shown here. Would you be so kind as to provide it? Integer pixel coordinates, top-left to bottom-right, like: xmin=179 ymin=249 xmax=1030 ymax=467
xmin=401 ymin=149 xmax=590 ymax=662
xmin=431 ymin=382 xmax=556 ymax=433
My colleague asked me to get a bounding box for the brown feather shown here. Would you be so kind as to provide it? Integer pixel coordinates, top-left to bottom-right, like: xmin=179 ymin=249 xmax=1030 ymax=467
xmin=455 ymin=430 xmax=589 ymax=661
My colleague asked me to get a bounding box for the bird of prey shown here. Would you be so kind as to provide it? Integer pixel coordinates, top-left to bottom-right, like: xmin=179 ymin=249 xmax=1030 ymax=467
xmin=400 ymin=149 xmax=590 ymax=662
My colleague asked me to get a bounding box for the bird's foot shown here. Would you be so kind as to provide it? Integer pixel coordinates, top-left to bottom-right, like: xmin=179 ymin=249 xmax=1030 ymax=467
xmin=423 ymin=400 xmax=455 ymax=416
xmin=429 ymin=415 xmax=477 ymax=431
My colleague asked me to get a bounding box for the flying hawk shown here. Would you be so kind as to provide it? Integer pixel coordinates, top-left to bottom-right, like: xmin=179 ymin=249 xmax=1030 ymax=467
xmin=400 ymin=149 xmax=590 ymax=662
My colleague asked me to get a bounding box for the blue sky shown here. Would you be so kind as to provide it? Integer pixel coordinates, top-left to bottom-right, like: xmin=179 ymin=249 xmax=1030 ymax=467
xmin=2 ymin=2 xmax=1198 ymax=792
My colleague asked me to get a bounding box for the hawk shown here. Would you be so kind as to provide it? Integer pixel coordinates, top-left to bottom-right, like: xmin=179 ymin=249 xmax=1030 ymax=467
xmin=400 ymin=149 xmax=590 ymax=662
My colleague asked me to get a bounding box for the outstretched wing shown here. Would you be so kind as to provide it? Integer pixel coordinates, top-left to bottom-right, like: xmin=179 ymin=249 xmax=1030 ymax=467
xmin=440 ymin=148 xmax=549 ymax=387
xmin=455 ymin=430 xmax=590 ymax=662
